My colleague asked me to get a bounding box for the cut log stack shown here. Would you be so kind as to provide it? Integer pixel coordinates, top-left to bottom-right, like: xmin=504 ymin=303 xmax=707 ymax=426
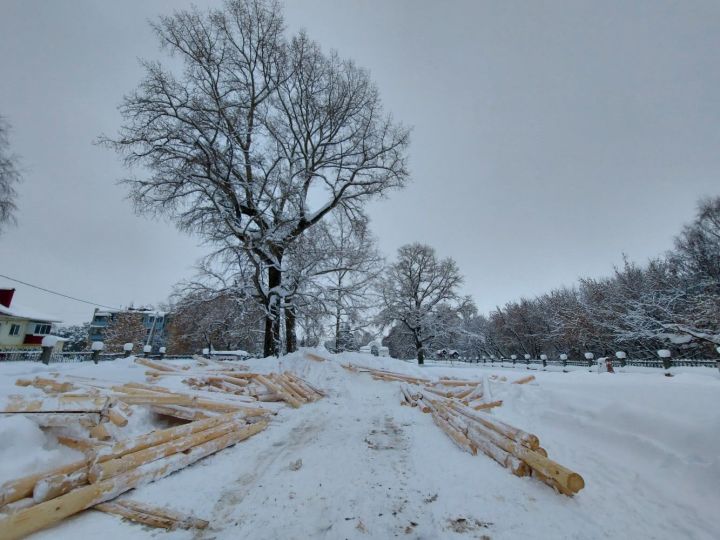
xmin=348 ymin=363 xmax=584 ymax=497
xmin=0 ymin=355 xmax=325 ymax=538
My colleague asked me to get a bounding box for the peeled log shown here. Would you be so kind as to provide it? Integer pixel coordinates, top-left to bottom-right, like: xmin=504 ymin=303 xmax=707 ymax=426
xmin=134 ymin=358 xmax=180 ymax=372
xmin=0 ymin=421 xmax=268 ymax=540
xmin=88 ymin=421 xmax=243 ymax=483
xmin=254 ymin=375 xmax=302 ymax=408
xmin=95 ymin=501 xmax=177 ymax=529
xmin=115 ymin=499 xmax=209 ymax=530
xmin=446 ymin=401 xmax=540 ymax=450
xmin=0 ymin=459 xmax=88 ymax=507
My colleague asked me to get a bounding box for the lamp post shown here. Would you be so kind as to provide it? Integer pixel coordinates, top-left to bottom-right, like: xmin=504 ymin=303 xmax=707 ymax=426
xmin=202 ymin=348 xmax=210 ymax=359
xmin=159 ymin=346 xmax=166 ymax=360
xmin=524 ymin=354 xmax=531 ymax=369
xmin=716 ymin=346 xmax=720 ymax=375
xmin=540 ymin=354 xmax=547 ymax=369
xmin=615 ymin=351 xmax=627 ymax=368
xmin=91 ymin=341 xmax=104 ymax=364
xmin=657 ymin=349 xmax=672 ymax=376
xmin=123 ymin=342 xmax=134 ymax=358
xmin=584 ymin=352 xmax=594 ymax=371
xmin=511 ymin=354 xmax=517 ymax=367
xmin=559 ymin=353 xmax=568 ymax=371
xmin=143 ymin=345 xmax=152 ymax=356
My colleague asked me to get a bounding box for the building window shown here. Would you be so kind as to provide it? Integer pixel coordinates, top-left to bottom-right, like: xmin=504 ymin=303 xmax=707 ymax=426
xmin=33 ymin=323 xmax=51 ymax=335
xmin=10 ymin=324 xmax=21 ymax=336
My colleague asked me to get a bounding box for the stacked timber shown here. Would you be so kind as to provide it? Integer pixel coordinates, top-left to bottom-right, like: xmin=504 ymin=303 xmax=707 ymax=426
xmin=345 ymin=362 xmax=583 ymax=497
xmin=0 ymin=355 xmax=326 ymax=538
xmin=0 ymin=414 xmax=266 ymax=539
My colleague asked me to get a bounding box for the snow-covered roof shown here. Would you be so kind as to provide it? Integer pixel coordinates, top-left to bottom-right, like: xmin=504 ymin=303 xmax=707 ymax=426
xmin=0 ymin=303 xmax=62 ymax=323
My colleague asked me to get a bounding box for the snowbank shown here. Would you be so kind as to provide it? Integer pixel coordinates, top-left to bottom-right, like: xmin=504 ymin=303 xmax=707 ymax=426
xmin=0 ymin=350 xmax=718 ymax=539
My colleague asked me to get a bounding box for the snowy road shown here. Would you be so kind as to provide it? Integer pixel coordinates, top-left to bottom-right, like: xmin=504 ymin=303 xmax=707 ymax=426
xmin=2 ymin=353 xmax=718 ymax=539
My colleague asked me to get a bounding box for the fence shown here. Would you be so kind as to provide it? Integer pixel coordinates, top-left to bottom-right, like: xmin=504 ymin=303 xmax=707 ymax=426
xmin=420 ymin=355 xmax=718 ymax=370
xmin=0 ymin=349 xmax=130 ymax=363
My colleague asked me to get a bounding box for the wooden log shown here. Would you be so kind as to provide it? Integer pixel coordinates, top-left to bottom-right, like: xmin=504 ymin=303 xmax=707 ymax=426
xmin=1 ymin=395 xmax=109 ymax=413
xmin=0 ymin=459 xmax=88 ymax=507
xmin=430 ymin=410 xmax=477 ymax=455
xmin=56 ymin=436 xmax=106 ymax=453
xmin=436 ymin=379 xmax=484 ymax=387
xmin=93 ymin=413 xmax=241 ymax=462
xmin=95 ymin=501 xmax=177 ymax=529
xmin=116 ymin=393 xmax=269 ymax=416
xmin=134 ymin=357 xmax=180 ymax=372
xmin=512 ymin=375 xmax=536 ymax=385
xmin=115 ymin=499 xmax=209 ymax=530
xmin=29 ymin=377 xmax=76 ymax=394
xmin=150 ymin=405 xmax=213 ymax=421
xmin=5 ymin=412 xmax=102 ymax=428
xmin=470 ymin=400 xmax=503 ymax=411
xmin=304 ymin=352 xmax=327 ymax=362
xmin=284 ymin=373 xmax=326 ymax=398
xmin=445 ymin=401 xmax=540 ymax=450
xmin=460 ymin=417 xmax=583 ymax=494
xmin=89 ymin=423 xmax=113 ymax=441
xmin=104 ymin=401 xmax=129 ymax=427
xmin=88 ymin=421 xmax=244 ymax=483
xmin=254 ymin=375 xmax=302 ymax=408
xmin=7 ymin=414 xmax=241 ymax=507
xmin=278 ymin=375 xmax=315 ymax=402
xmin=33 ymin=468 xmax=88 ymax=503
xmin=269 ymin=374 xmax=307 ymax=404
xmin=0 ymin=420 xmax=268 ymax=540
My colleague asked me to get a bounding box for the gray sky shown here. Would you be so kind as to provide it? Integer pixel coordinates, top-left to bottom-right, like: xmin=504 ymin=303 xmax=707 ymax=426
xmin=1 ymin=0 xmax=719 ymax=325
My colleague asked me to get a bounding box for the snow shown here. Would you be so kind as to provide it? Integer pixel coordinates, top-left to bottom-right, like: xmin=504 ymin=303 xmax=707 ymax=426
xmin=0 ymin=416 xmax=83 ymax=485
xmin=0 ymin=303 xmax=62 ymax=323
xmin=0 ymin=352 xmax=718 ymax=539
xmin=40 ymin=335 xmax=58 ymax=348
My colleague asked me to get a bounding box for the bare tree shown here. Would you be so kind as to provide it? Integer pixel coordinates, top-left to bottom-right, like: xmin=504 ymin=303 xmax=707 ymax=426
xmin=0 ymin=116 xmax=21 ymax=234
xmin=312 ymin=212 xmax=384 ymax=351
xmin=103 ymin=0 xmax=410 ymax=357
xmin=379 ymin=243 xmax=465 ymax=364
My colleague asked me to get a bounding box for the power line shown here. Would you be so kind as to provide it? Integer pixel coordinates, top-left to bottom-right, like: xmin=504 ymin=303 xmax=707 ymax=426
xmin=0 ymin=273 xmax=120 ymax=311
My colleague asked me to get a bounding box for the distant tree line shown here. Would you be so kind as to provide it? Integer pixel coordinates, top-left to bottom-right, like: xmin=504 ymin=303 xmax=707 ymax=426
xmin=469 ymin=197 xmax=720 ymax=361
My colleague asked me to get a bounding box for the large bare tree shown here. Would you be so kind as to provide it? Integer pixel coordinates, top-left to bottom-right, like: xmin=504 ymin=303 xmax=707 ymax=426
xmin=103 ymin=0 xmax=410 ymax=356
xmin=379 ymin=243 xmax=466 ymax=364
xmin=0 ymin=116 xmax=21 ymax=234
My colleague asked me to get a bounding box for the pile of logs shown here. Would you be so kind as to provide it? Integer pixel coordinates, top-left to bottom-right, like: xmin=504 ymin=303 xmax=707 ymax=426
xmin=345 ymin=363 xmax=584 ymax=497
xmin=0 ymin=355 xmax=325 ymax=538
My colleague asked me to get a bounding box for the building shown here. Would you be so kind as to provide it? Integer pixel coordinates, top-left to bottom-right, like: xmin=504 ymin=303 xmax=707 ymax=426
xmin=0 ymin=288 xmax=64 ymax=350
xmin=89 ymin=307 xmax=169 ymax=350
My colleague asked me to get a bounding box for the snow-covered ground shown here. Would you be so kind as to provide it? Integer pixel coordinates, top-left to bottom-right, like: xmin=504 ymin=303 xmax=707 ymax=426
xmin=1 ymin=352 xmax=718 ymax=539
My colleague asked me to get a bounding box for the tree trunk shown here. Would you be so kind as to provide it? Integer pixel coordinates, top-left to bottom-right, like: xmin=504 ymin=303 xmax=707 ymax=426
xmin=415 ymin=334 xmax=424 ymax=365
xmin=263 ymin=263 xmax=282 ymax=358
xmin=285 ymin=300 xmax=297 ymax=354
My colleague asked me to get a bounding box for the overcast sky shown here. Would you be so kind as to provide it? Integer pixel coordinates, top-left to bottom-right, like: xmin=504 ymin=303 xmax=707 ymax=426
xmin=1 ymin=0 xmax=719 ymax=325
